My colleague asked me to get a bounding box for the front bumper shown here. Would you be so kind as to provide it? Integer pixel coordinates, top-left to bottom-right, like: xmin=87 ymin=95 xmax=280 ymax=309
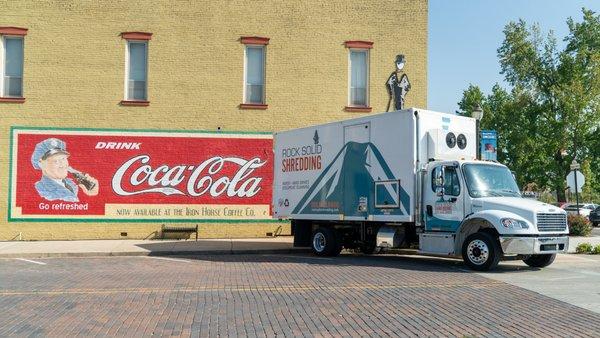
xmin=499 ymin=236 xmax=569 ymax=255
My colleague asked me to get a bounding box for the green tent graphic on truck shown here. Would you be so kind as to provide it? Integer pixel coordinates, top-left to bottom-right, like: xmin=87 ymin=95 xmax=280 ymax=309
xmin=292 ymin=141 xmax=410 ymax=217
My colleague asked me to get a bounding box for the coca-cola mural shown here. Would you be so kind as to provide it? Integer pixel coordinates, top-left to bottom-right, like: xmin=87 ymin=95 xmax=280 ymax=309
xmin=9 ymin=127 xmax=274 ymax=221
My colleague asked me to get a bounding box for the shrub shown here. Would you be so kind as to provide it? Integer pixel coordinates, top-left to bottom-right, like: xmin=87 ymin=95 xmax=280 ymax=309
xmin=568 ymin=214 xmax=592 ymax=236
xmin=593 ymin=245 xmax=600 ymax=255
xmin=576 ymin=243 xmax=593 ymax=253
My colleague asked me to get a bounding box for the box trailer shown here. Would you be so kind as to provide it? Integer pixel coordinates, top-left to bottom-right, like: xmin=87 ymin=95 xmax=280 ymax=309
xmin=273 ymin=108 xmax=569 ymax=270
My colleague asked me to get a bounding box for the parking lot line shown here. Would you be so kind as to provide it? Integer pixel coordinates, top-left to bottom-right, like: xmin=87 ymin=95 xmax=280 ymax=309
xmin=143 ymin=256 xmax=191 ymax=263
xmin=263 ymin=254 xmax=335 ymax=261
xmin=14 ymin=258 xmax=46 ymax=265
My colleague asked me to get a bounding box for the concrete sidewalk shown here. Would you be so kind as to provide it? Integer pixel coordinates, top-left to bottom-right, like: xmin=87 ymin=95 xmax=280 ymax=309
xmin=568 ymin=235 xmax=600 ymax=252
xmin=0 ymin=236 xmax=307 ymax=258
xmin=1 ymin=235 xmax=598 ymax=259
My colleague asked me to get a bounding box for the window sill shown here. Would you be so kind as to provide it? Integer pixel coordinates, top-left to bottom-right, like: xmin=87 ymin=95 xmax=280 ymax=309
xmin=0 ymin=97 xmax=25 ymax=103
xmin=239 ymin=103 xmax=268 ymax=110
xmin=345 ymin=106 xmax=372 ymax=113
xmin=120 ymin=100 xmax=150 ymax=107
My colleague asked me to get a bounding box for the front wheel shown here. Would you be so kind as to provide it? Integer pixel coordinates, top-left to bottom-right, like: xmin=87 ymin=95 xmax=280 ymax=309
xmin=462 ymin=231 xmax=501 ymax=271
xmin=523 ymin=254 xmax=556 ymax=268
xmin=311 ymin=227 xmax=341 ymax=256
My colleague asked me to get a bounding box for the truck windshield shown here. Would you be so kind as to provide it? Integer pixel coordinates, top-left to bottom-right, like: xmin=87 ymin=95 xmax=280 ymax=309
xmin=463 ymin=164 xmax=521 ymax=198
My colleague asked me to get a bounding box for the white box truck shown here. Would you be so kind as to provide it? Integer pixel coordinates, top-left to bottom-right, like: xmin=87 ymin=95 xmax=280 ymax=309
xmin=273 ymin=108 xmax=568 ymax=270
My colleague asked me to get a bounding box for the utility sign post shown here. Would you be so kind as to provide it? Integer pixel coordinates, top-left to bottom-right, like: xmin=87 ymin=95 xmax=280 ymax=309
xmin=567 ymin=160 xmax=584 ymax=215
xmin=480 ymin=130 xmax=497 ymax=161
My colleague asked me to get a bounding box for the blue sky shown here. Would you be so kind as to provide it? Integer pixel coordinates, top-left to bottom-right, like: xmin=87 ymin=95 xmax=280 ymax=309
xmin=428 ymin=0 xmax=600 ymax=114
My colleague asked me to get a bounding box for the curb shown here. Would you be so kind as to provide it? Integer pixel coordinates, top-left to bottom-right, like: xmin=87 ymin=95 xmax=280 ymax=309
xmin=0 ymin=248 xmax=311 ymax=259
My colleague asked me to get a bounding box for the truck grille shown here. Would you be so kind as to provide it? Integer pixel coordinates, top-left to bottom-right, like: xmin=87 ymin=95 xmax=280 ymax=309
xmin=536 ymin=213 xmax=567 ymax=232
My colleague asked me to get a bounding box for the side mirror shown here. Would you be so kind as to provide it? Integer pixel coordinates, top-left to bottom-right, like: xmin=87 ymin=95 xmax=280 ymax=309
xmin=435 ymin=167 xmax=445 ymax=196
xmin=435 ymin=167 xmax=445 ymax=188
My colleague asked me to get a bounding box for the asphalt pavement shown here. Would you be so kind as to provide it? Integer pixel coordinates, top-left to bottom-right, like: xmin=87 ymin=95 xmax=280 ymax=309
xmin=1 ymin=253 xmax=599 ymax=337
xmin=2 ymin=234 xmax=600 ymax=336
xmin=477 ymin=254 xmax=600 ymax=314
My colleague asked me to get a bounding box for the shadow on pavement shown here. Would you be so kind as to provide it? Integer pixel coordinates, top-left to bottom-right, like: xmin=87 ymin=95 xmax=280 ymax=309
xmin=135 ymin=239 xmax=298 ymax=256
xmin=189 ymin=253 xmax=464 ymax=273
xmin=133 ymin=240 xmax=538 ymax=273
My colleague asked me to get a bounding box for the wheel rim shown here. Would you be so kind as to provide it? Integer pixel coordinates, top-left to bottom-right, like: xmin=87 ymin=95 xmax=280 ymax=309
xmin=467 ymin=239 xmax=489 ymax=265
xmin=313 ymin=232 xmax=326 ymax=252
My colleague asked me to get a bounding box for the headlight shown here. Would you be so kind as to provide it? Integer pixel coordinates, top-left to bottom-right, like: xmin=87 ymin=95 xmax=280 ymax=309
xmin=501 ymin=218 xmax=529 ymax=229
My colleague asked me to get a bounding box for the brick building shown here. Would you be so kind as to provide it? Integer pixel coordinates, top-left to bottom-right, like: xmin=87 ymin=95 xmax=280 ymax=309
xmin=0 ymin=0 xmax=428 ymax=240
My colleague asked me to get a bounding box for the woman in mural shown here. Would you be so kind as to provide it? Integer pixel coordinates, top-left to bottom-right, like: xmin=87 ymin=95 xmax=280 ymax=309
xmin=31 ymin=138 xmax=99 ymax=202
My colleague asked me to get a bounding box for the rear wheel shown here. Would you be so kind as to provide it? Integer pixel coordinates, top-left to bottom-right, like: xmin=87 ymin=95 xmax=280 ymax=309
xmin=462 ymin=231 xmax=501 ymax=271
xmin=523 ymin=254 xmax=556 ymax=268
xmin=311 ymin=227 xmax=341 ymax=256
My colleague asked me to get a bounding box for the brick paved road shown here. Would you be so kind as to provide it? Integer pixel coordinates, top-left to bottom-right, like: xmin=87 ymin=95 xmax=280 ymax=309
xmin=1 ymin=254 xmax=599 ymax=337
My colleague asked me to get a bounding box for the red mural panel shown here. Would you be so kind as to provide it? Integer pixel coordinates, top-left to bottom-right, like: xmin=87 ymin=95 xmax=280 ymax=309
xmin=9 ymin=128 xmax=273 ymax=221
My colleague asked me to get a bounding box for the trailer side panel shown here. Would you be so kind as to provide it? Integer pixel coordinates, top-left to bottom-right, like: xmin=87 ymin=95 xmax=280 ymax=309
xmin=273 ymin=110 xmax=416 ymax=223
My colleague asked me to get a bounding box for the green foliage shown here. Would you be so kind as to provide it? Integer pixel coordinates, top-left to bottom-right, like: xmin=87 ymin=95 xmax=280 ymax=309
xmin=568 ymin=214 xmax=592 ymax=236
xmin=579 ymin=160 xmax=600 ymax=203
xmin=575 ymin=243 xmax=600 ymax=254
xmin=458 ymin=9 xmax=600 ymax=201
xmin=457 ymin=84 xmax=485 ymax=117
xmin=538 ymin=191 xmax=557 ymax=204
xmin=576 ymin=242 xmax=592 ymax=253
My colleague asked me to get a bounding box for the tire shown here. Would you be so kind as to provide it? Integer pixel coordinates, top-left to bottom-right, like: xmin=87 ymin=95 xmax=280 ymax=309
xmin=593 ymin=222 xmax=599 ymax=228
xmin=311 ymin=227 xmax=340 ymax=256
xmin=462 ymin=231 xmax=501 ymax=271
xmin=523 ymin=254 xmax=556 ymax=268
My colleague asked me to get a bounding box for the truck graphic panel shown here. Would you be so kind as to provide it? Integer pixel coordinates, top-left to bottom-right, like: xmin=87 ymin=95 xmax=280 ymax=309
xmin=291 ymin=141 xmax=410 ymax=217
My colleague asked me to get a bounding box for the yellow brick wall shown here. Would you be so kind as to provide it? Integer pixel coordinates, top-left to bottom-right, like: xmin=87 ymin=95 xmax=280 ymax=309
xmin=0 ymin=0 xmax=428 ymax=240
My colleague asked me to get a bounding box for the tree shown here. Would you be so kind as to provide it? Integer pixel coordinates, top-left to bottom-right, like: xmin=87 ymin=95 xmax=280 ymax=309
xmin=459 ymin=84 xmax=550 ymax=189
xmin=579 ymin=159 xmax=600 ymax=203
xmin=459 ymin=9 xmax=600 ymax=202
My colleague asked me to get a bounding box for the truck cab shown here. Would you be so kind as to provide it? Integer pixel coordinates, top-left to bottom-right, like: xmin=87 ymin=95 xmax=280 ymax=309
xmin=421 ymin=160 xmax=568 ymax=270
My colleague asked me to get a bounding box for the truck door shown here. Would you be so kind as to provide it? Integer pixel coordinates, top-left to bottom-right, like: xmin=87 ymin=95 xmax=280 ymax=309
xmin=343 ymin=123 xmax=371 ymax=219
xmin=423 ymin=164 xmax=464 ymax=232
